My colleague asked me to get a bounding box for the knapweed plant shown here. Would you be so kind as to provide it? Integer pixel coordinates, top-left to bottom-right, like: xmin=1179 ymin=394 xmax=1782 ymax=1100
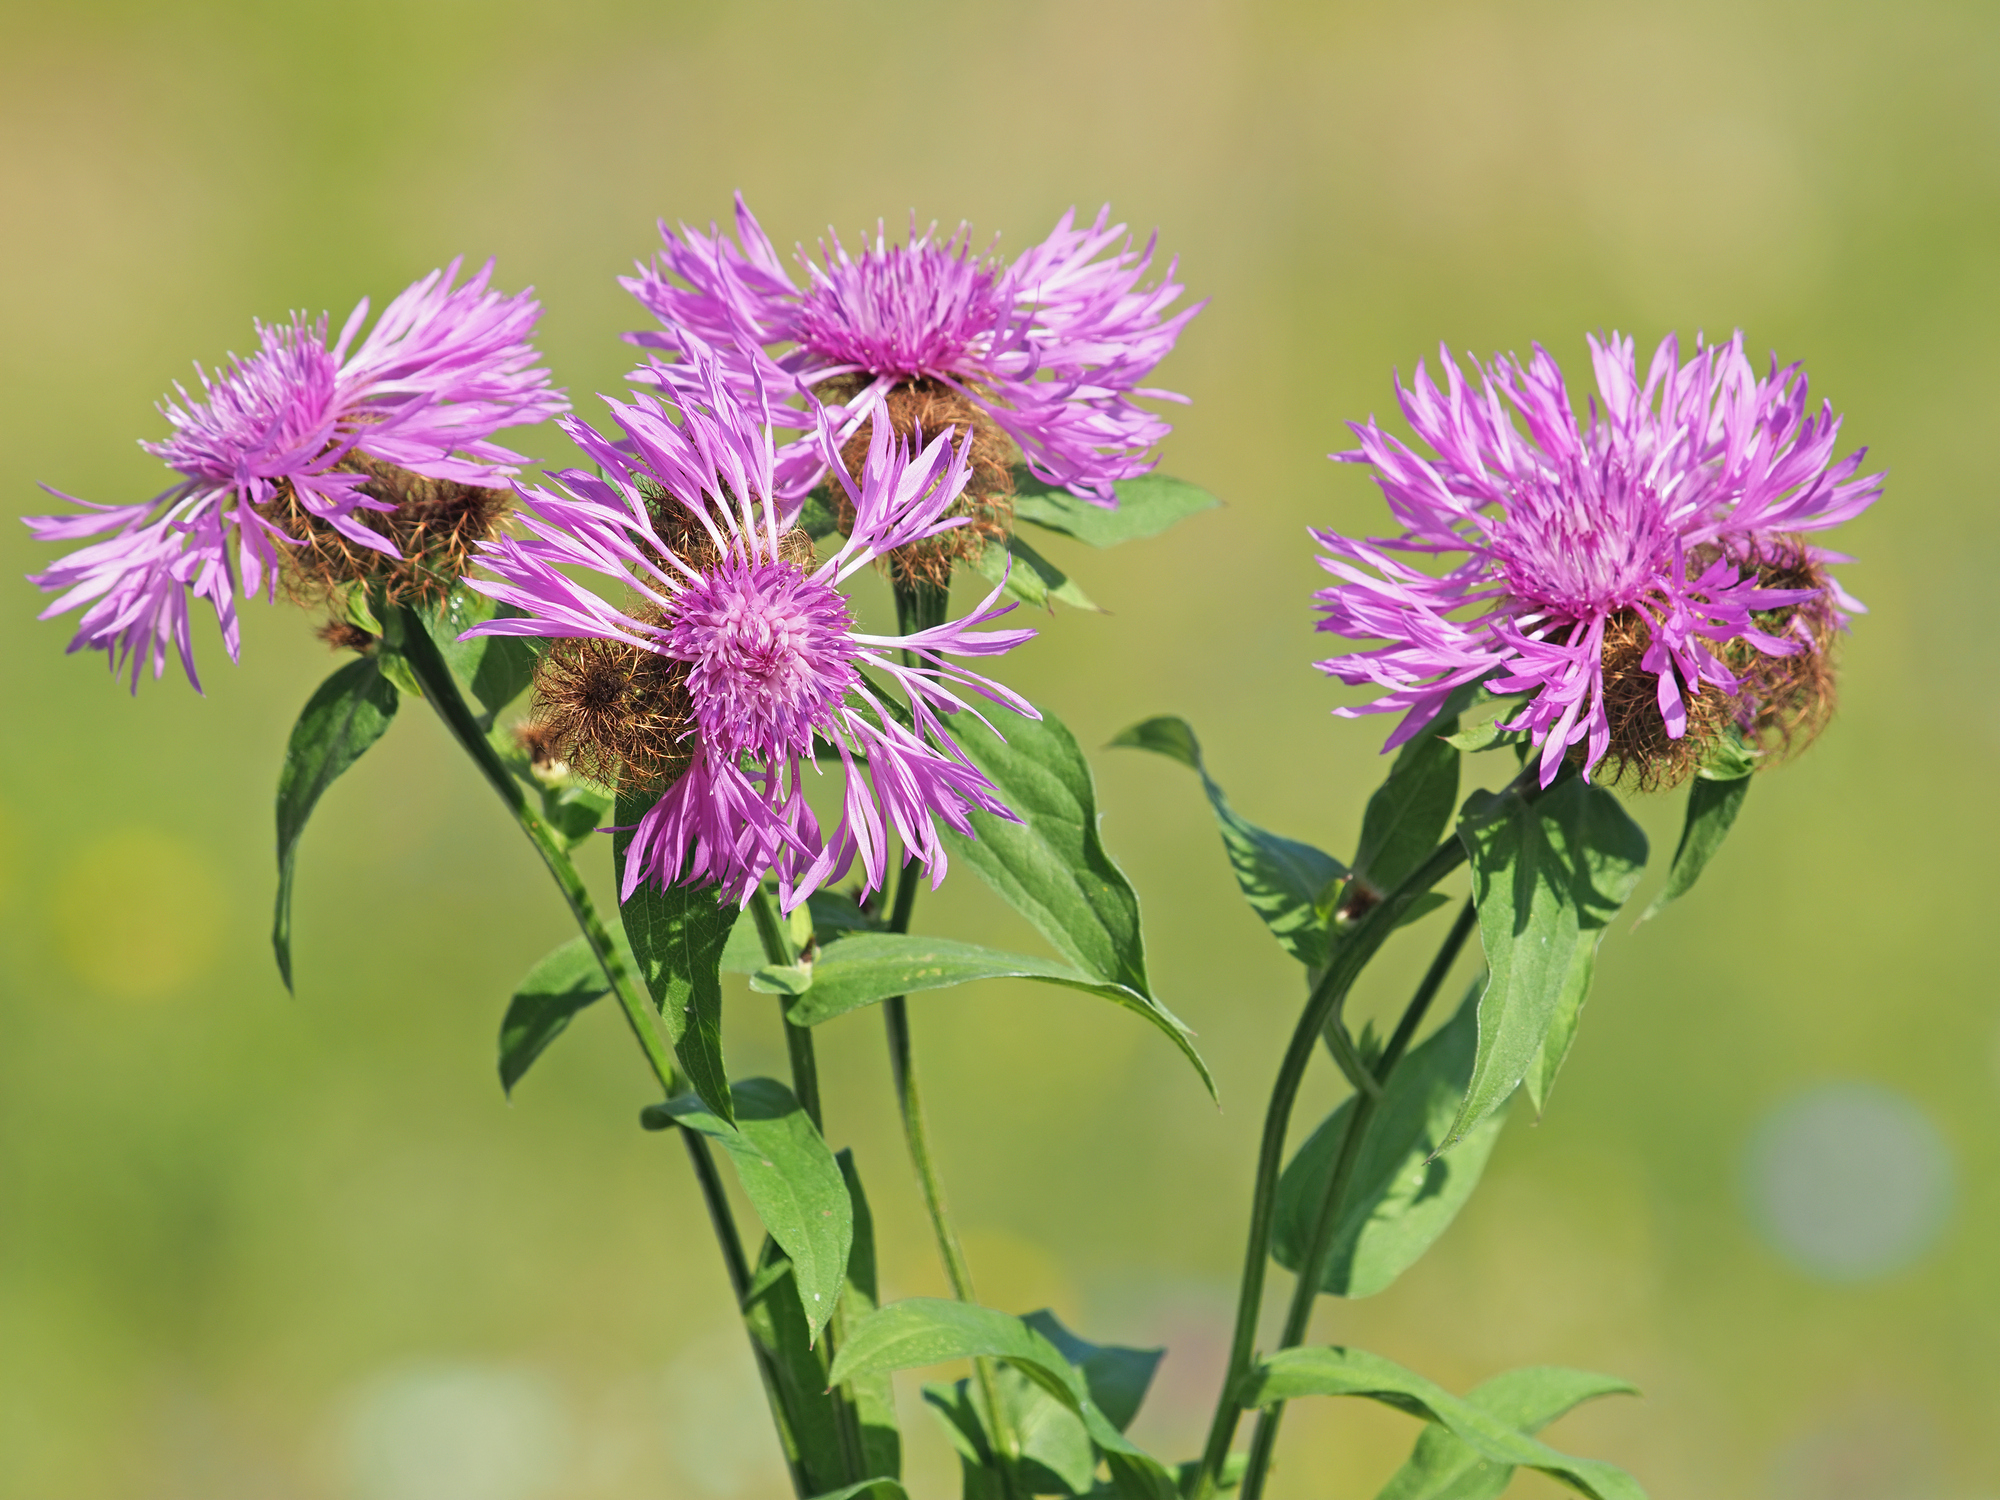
xmin=27 ymin=197 xmax=1880 ymax=1500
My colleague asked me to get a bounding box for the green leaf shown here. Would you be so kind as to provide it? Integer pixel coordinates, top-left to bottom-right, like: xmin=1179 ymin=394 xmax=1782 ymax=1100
xmin=925 ymin=1369 xmax=1098 ymax=1496
xmin=1444 ymin=780 xmax=1648 ymax=1149
xmin=498 ymin=934 xmax=618 ymax=1096
xmin=1522 ymin=946 xmax=1593 ymax=1118
xmin=797 ymin=488 xmax=844 ymax=540
xmin=967 ymin=534 xmax=1103 ymax=612
xmin=807 ymin=1483 xmax=908 ymax=1500
xmin=644 ymin=1078 xmax=852 ymax=1341
xmin=833 ymin=1300 xmax=1177 ymax=1499
xmin=837 ymin=1150 xmax=902 ymax=1481
xmin=1011 ymin=470 xmax=1219 ymax=547
xmin=1274 ymin=981 xmax=1509 ymax=1297
xmin=1377 ymin=1365 xmax=1639 ymax=1500
xmin=614 ymin=788 xmax=739 ymax=1122
xmin=1020 ymin=1311 xmax=1162 ymax=1434
xmin=1354 ymin=708 xmax=1464 ymax=896
xmin=421 ymin=587 xmax=542 ymax=727
xmin=743 ymin=1240 xmax=852 ymax=1493
xmin=1110 ymin=716 xmax=1346 ymax=968
xmin=725 ymin=887 xmax=877 ymax=974
xmin=1239 ymin=1347 xmax=1646 ymax=1500
xmin=781 ymin=932 xmax=1207 ymax=1089
xmin=940 ymin=705 xmax=1211 ymax=1100
xmin=272 ymin=657 xmax=400 ymax=991
xmin=1638 ymin=773 xmax=1751 ymax=924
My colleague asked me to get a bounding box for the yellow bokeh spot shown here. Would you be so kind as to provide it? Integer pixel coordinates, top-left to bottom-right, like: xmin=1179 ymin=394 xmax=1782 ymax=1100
xmin=52 ymin=828 xmax=226 ymax=1000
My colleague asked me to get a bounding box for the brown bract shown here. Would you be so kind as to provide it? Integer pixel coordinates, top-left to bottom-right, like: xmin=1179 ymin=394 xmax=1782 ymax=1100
xmin=526 ymin=622 xmax=694 ymax=790
xmin=516 ymin=515 xmax=818 ymax=791
xmin=823 ymin=376 xmax=1017 ymax=589
xmin=1588 ymin=539 xmax=1839 ymax=789
xmin=274 ymin=450 xmax=513 ymax=611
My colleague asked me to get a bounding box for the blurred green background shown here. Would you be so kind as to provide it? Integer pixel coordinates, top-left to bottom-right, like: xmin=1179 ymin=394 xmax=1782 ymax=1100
xmin=3 ymin=2 xmax=1996 ymax=1496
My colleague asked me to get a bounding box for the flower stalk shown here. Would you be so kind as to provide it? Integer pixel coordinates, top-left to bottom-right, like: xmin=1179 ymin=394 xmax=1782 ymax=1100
xmin=386 ymin=601 xmax=810 ymax=1494
xmin=1235 ymin=898 xmax=1481 ymax=1500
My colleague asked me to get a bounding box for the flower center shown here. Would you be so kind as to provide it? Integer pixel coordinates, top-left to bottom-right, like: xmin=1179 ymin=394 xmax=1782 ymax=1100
xmin=666 ymin=557 xmax=858 ymax=759
xmin=794 ymin=236 xmax=1006 ymax=379
xmin=1488 ymin=458 xmax=1679 ymax=624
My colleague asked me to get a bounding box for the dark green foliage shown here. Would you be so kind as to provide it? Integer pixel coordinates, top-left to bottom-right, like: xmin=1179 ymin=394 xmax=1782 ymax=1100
xmin=833 ymin=1300 xmax=1179 ymax=1499
xmin=1639 ymin=755 xmax=1753 ymax=924
xmin=614 ymin=787 xmax=739 ymax=1121
xmin=969 ymin=534 xmax=1102 ymax=612
xmin=776 ymin=932 xmax=1207 ymax=1089
xmin=419 ymin=587 xmax=541 ymax=728
xmin=272 ymin=656 xmax=400 ymax=990
xmin=1376 ymin=1365 xmax=1639 ymax=1500
xmin=1011 ymin=470 xmax=1219 ymax=548
xmin=642 ymin=1078 xmax=852 ymax=1340
xmin=497 ymin=935 xmax=612 ymax=1095
xmin=1445 ymin=780 xmax=1649 ymax=1147
xmin=1239 ymin=1347 xmax=1646 ymax=1500
xmin=1111 ymin=715 xmax=1346 ymax=968
xmin=1273 ymin=982 xmax=1508 ymax=1298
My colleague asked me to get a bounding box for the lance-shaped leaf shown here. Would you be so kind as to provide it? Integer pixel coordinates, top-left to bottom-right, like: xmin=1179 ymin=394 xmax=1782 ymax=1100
xmin=1639 ymin=762 xmax=1752 ymax=924
xmin=1352 ymin=703 xmax=1464 ymax=897
xmin=1111 ymin=716 xmax=1345 ymax=969
xmin=1377 ymin=1365 xmax=1639 ymax=1500
xmin=833 ymin=1300 xmax=1178 ymax=1499
xmin=643 ymin=1077 xmax=852 ymax=1342
xmin=925 ymin=1369 xmax=1095 ymax=1497
xmin=1444 ymin=780 xmax=1647 ymax=1149
xmin=968 ymin=534 xmax=1103 ymax=613
xmin=273 ymin=656 xmax=400 ymax=991
xmin=421 ymin=587 xmax=543 ymax=727
xmin=779 ymin=933 xmax=1210 ymax=1093
xmin=1239 ymin=1347 xmax=1646 ymax=1500
xmin=1522 ymin=946 xmax=1593 ymax=1118
xmin=806 ymin=1484 xmax=908 ymax=1500
xmin=615 ymin=788 xmax=738 ymax=1121
xmin=1011 ymin=470 xmax=1220 ymax=547
xmin=500 ymin=936 xmax=603 ymax=1094
xmin=1274 ymin=981 xmax=1508 ymax=1298
xmin=937 ymin=708 xmax=1149 ymax=1001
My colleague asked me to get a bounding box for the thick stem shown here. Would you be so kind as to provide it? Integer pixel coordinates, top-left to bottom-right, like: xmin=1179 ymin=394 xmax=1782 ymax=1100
xmin=390 ymin=607 xmax=803 ymax=1492
xmin=1187 ymin=834 xmax=1475 ymax=1500
xmin=1236 ymin=899 xmax=1480 ymax=1500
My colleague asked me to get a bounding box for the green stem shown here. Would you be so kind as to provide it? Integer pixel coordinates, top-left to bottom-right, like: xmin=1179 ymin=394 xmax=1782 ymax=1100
xmin=883 ymin=576 xmax=1022 ymax=1486
xmin=747 ymin=886 xmax=867 ymax=1484
xmin=1236 ymin=899 xmax=1479 ymax=1500
xmin=1187 ymin=833 xmax=1475 ymax=1500
xmin=388 ymin=606 xmax=805 ymax=1494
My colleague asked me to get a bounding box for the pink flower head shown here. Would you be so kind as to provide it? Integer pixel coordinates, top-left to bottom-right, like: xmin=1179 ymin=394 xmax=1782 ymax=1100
xmin=26 ymin=259 xmax=566 ymax=690
xmin=464 ymin=350 xmax=1040 ymax=910
xmin=621 ymin=194 xmax=1201 ymax=507
xmin=1313 ymin=332 xmax=1883 ymax=786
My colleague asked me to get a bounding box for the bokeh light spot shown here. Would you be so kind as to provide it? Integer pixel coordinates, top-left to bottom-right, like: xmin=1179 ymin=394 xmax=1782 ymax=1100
xmin=1743 ymin=1083 xmax=1954 ymax=1281
xmin=50 ymin=827 xmax=224 ymax=1000
xmin=343 ymin=1363 xmax=568 ymax=1500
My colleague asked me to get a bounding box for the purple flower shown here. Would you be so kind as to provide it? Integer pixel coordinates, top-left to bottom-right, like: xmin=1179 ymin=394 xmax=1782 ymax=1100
xmin=26 ymin=259 xmax=565 ymax=690
xmin=464 ymin=353 xmax=1039 ymax=910
xmin=1313 ymin=333 xmax=1883 ymax=786
xmin=621 ymin=194 xmax=1201 ymax=506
